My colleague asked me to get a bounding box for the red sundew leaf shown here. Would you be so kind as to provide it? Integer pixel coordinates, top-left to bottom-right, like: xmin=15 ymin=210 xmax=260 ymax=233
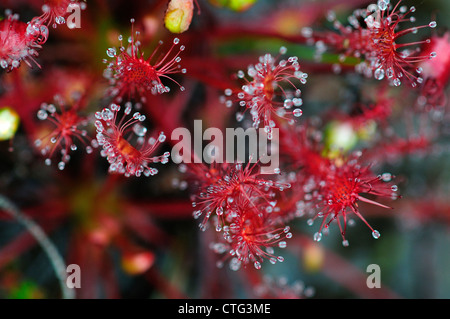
xmin=418 ymin=32 xmax=450 ymax=85
xmin=307 ymin=153 xmax=398 ymax=244
xmin=34 ymin=96 xmax=94 ymax=171
xmin=104 ymin=21 xmax=186 ymax=103
xmin=222 ymin=46 xmax=307 ymax=135
xmin=95 ymin=103 xmax=170 ymax=177
xmin=277 ymin=122 xmax=399 ymax=244
xmin=0 ymin=13 xmax=47 ymax=72
xmin=416 ymin=32 xmax=450 ymax=110
xmin=317 ymin=0 xmax=438 ymax=87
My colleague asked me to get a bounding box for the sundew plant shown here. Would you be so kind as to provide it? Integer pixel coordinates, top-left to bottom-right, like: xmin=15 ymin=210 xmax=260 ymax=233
xmin=0 ymin=0 xmax=449 ymax=300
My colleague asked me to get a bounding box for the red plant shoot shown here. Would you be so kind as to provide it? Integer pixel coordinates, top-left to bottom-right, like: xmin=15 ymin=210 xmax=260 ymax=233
xmin=94 ymin=103 xmax=170 ymax=177
xmin=0 ymin=11 xmax=48 ymax=71
xmin=321 ymin=0 xmax=437 ymax=87
xmin=416 ymin=32 xmax=450 ymax=110
xmin=224 ymin=47 xmax=307 ymax=138
xmin=189 ymin=159 xmax=290 ymax=231
xmin=210 ymin=194 xmax=292 ymax=271
xmin=104 ymin=19 xmax=186 ymax=103
xmin=34 ymin=95 xmax=95 ymax=170
xmin=307 ymin=152 xmax=398 ymax=246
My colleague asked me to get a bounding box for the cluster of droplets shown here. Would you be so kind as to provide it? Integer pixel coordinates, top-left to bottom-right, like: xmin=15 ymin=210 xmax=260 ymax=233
xmin=94 ymin=103 xmax=170 ymax=177
xmin=223 ymin=47 xmax=307 ymax=139
xmin=34 ymin=98 xmax=96 ymax=170
xmin=191 ymin=161 xmax=291 ymax=231
xmin=366 ymin=1 xmax=438 ymax=87
xmin=301 ymin=151 xmax=399 ymax=246
xmin=313 ymin=0 xmax=438 ymax=88
xmin=0 ymin=10 xmax=48 ymax=71
xmin=0 ymin=1 xmax=88 ymax=72
xmin=186 ymin=161 xmax=293 ymax=271
xmin=103 ymin=19 xmax=186 ymax=103
xmin=209 ymin=199 xmax=293 ymax=271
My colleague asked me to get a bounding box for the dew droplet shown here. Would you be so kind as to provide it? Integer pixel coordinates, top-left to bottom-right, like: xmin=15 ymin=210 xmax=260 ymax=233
xmin=132 ymin=123 xmax=147 ymax=137
xmin=374 ymin=68 xmax=385 ymax=80
xmin=229 ymin=258 xmax=241 ymax=271
xmin=377 ymin=0 xmax=389 ymax=11
xmin=372 ymin=230 xmax=381 ymax=239
xmin=293 ymin=108 xmax=303 ymax=117
xmin=106 ymin=47 xmax=116 ymax=58
xmin=37 ymin=110 xmax=48 ymax=120
xmin=313 ymin=232 xmax=322 ymax=242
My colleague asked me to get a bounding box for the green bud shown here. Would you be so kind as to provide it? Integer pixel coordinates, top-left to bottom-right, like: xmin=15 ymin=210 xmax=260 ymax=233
xmin=209 ymin=0 xmax=257 ymax=12
xmin=323 ymin=121 xmax=358 ymax=158
xmin=164 ymin=0 xmax=194 ymax=34
xmin=0 ymin=107 xmax=20 ymax=141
